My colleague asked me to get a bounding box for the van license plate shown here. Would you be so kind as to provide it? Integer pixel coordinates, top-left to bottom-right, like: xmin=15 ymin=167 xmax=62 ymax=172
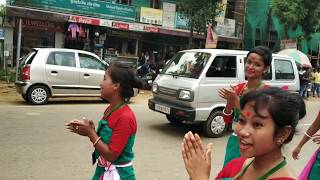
xmin=155 ymin=104 xmax=170 ymax=114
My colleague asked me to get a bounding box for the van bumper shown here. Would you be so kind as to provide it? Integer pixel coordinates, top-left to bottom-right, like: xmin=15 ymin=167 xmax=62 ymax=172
xmin=148 ymin=98 xmax=196 ymax=121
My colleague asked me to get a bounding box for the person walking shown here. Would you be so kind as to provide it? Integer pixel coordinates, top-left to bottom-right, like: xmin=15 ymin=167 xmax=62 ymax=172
xmin=66 ymin=62 xmax=142 ymax=180
xmin=218 ymin=46 xmax=272 ymax=166
xmin=314 ymin=68 xmax=320 ymax=97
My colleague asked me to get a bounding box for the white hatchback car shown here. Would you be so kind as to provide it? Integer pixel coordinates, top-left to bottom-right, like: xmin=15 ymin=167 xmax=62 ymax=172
xmin=15 ymin=48 xmax=137 ymax=105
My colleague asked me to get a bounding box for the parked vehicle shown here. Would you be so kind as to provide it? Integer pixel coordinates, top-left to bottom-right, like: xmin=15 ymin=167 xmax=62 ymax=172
xmin=148 ymin=49 xmax=300 ymax=137
xmin=15 ymin=48 xmax=138 ymax=105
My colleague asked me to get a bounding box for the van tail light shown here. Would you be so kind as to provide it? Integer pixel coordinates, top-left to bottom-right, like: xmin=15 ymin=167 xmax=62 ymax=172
xmin=22 ymin=65 xmax=30 ymax=80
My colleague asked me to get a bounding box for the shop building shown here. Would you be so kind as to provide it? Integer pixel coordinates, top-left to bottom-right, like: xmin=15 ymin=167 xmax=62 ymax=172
xmin=3 ymin=0 xmax=244 ymax=67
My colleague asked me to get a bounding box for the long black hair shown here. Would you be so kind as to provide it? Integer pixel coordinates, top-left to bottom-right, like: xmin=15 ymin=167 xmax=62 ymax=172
xmin=107 ymin=62 xmax=143 ymax=99
xmin=241 ymin=87 xmax=306 ymax=144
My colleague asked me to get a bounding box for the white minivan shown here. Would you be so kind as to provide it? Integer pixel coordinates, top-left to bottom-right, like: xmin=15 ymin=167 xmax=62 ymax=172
xmin=148 ymin=49 xmax=299 ymax=137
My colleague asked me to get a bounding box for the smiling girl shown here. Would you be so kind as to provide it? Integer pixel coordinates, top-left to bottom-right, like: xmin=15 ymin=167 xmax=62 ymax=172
xmin=66 ymin=62 xmax=142 ymax=180
xmin=218 ymin=46 xmax=272 ymax=166
xmin=182 ymin=87 xmax=306 ymax=180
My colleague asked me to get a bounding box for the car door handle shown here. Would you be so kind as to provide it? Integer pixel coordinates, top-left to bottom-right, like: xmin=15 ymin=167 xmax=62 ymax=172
xmin=84 ymin=73 xmax=90 ymax=77
xmin=51 ymin=71 xmax=58 ymax=74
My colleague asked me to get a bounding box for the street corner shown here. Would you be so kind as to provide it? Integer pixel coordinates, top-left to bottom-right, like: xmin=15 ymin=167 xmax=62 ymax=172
xmin=0 ymin=81 xmax=23 ymax=104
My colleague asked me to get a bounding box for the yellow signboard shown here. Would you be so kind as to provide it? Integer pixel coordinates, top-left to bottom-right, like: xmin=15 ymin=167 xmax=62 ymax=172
xmin=140 ymin=7 xmax=163 ymax=25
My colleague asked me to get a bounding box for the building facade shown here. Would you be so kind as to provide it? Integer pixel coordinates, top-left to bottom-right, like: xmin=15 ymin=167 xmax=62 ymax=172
xmin=2 ymin=0 xmax=244 ymax=67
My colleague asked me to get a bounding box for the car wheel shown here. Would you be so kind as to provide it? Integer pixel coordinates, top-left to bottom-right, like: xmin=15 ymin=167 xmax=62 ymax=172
xmin=166 ymin=115 xmax=183 ymax=124
xmin=203 ymin=110 xmax=228 ymax=138
xmin=27 ymin=85 xmax=50 ymax=105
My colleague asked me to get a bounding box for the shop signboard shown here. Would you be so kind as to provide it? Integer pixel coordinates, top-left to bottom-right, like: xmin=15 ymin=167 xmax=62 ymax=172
xmin=280 ymin=39 xmax=297 ymax=50
xmin=129 ymin=23 xmax=144 ymax=32
xmin=175 ymin=12 xmax=189 ymax=30
xmin=17 ymin=18 xmax=64 ymax=32
xmin=140 ymin=7 xmax=163 ymax=25
xmin=0 ymin=28 xmax=4 ymax=39
xmin=7 ymin=0 xmax=136 ymax=22
xmin=144 ymin=26 xmax=159 ymax=33
xmin=214 ymin=18 xmax=235 ymax=37
xmin=100 ymin=19 xmax=112 ymax=27
xmin=162 ymin=2 xmax=175 ymax=28
xmin=69 ymin=16 xmax=100 ymax=26
xmin=112 ymin=22 xmax=129 ymax=31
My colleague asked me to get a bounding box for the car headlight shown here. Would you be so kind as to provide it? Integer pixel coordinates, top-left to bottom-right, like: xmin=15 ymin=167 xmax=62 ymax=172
xmin=178 ymin=89 xmax=194 ymax=101
xmin=152 ymin=84 xmax=158 ymax=93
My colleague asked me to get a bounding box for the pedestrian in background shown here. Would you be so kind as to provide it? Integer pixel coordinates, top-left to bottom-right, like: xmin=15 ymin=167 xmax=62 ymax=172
xmin=66 ymin=62 xmax=142 ymax=180
xmin=292 ymin=111 xmax=320 ymax=180
xmin=299 ymin=66 xmax=311 ymax=99
xmin=314 ymin=68 xmax=320 ymax=97
xmin=218 ymin=46 xmax=272 ymax=166
xmin=182 ymin=87 xmax=306 ymax=180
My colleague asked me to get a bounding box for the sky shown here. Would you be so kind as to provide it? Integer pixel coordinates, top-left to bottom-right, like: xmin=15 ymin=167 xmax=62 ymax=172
xmin=0 ymin=0 xmax=5 ymax=5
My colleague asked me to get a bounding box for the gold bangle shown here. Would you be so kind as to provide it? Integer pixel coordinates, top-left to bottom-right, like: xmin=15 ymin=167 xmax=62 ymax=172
xmin=93 ymin=137 xmax=101 ymax=147
xmin=304 ymin=132 xmax=312 ymax=138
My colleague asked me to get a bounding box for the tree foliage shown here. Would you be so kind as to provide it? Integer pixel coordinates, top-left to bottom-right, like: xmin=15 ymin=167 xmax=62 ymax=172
xmin=178 ymin=0 xmax=223 ymax=47
xmin=272 ymin=0 xmax=320 ymax=38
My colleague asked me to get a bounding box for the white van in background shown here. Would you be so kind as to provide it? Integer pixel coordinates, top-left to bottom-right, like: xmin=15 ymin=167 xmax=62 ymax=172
xmin=148 ymin=49 xmax=299 ymax=137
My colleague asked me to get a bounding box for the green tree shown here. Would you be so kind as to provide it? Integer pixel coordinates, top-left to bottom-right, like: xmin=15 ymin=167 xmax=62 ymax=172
xmin=272 ymin=0 xmax=320 ymax=39
xmin=178 ymin=0 xmax=222 ymax=48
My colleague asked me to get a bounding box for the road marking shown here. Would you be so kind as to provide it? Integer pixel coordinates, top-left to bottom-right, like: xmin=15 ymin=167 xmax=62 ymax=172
xmin=26 ymin=112 xmax=41 ymax=116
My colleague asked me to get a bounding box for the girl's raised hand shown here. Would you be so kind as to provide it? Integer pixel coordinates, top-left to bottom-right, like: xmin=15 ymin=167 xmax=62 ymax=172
xmin=312 ymin=134 xmax=320 ymax=144
xmin=292 ymin=146 xmax=301 ymax=160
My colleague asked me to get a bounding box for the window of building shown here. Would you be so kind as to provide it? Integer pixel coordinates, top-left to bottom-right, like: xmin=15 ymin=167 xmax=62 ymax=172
xmin=275 ymin=59 xmax=294 ymax=80
xmin=79 ymin=53 xmax=105 ymax=70
xmin=47 ymin=52 xmax=76 ymax=67
xmin=206 ymin=56 xmax=237 ymax=77
xmin=116 ymin=0 xmax=131 ymax=5
xmin=150 ymin=0 xmax=160 ymax=9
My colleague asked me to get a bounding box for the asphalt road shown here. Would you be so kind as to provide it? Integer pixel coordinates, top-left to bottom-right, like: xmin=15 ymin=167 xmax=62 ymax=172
xmin=0 ymin=92 xmax=319 ymax=180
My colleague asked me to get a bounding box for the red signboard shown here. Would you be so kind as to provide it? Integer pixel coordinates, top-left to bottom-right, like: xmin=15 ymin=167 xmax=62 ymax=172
xmin=112 ymin=22 xmax=129 ymax=30
xmin=69 ymin=16 xmax=100 ymax=26
xmin=18 ymin=18 xmax=63 ymax=32
xmin=144 ymin=26 xmax=159 ymax=33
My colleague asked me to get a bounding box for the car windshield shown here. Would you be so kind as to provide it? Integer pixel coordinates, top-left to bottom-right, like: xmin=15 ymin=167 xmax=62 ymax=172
xmin=162 ymin=51 xmax=211 ymax=79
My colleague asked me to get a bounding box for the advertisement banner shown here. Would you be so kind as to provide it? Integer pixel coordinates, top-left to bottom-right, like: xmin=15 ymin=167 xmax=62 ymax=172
xmin=162 ymin=2 xmax=175 ymax=28
xmin=140 ymin=7 xmax=163 ymax=25
xmin=7 ymin=0 xmax=136 ymax=22
xmin=215 ymin=18 xmax=235 ymax=37
xmin=205 ymin=25 xmax=218 ymax=48
xmin=215 ymin=0 xmax=227 ymax=23
xmin=175 ymin=12 xmax=189 ymax=30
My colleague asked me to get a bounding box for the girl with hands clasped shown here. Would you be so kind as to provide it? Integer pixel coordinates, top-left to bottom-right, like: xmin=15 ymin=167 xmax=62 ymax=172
xmin=182 ymin=87 xmax=306 ymax=180
xmin=218 ymin=46 xmax=272 ymax=166
xmin=292 ymin=111 xmax=320 ymax=180
xmin=66 ymin=63 xmax=142 ymax=180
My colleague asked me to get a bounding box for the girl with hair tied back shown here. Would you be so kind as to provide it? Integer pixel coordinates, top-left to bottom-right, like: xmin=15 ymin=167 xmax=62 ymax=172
xmin=182 ymin=87 xmax=306 ymax=180
xmin=66 ymin=62 xmax=143 ymax=180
